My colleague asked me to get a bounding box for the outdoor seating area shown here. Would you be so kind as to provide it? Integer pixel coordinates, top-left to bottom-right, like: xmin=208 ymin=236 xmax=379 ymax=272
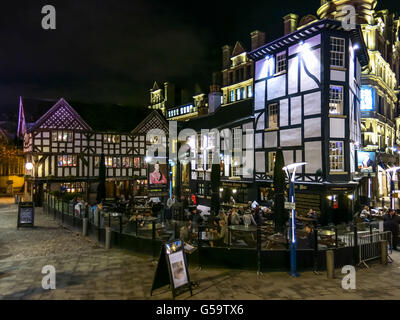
xmin=42 ymin=190 xmax=395 ymax=272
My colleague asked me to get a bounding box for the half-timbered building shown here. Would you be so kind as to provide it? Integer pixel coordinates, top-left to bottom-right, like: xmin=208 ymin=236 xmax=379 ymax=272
xmin=248 ymin=19 xmax=369 ymax=223
xmin=17 ymin=97 xmax=166 ymax=205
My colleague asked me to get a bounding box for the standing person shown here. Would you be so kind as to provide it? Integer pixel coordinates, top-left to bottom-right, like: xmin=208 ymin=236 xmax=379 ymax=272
xmin=383 ymin=209 xmax=400 ymax=251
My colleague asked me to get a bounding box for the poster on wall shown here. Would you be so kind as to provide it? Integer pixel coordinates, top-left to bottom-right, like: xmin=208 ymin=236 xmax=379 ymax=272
xmin=148 ymin=162 xmax=168 ymax=197
xmin=357 ymin=151 xmax=376 ymax=174
xmin=360 ymin=87 xmax=374 ymax=111
xmin=182 ymin=163 xmax=190 ymax=186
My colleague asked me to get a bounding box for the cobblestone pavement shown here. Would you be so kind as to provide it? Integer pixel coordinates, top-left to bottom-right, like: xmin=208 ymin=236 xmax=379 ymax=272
xmin=1 ymin=197 xmax=400 ymax=300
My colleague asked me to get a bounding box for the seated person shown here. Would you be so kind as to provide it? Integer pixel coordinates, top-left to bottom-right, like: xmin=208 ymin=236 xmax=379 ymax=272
xmin=217 ymin=209 xmax=228 ymax=224
xmin=180 ymin=221 xmax=193 ymax=243
xmin=230 ymin=209 xmax=241 ymax=225
xmin=210 ymin=220 xmax=229 ymax=247
xmin=243 ymin=210 xmax=257 ymax=226
xmin=307 ymin=208 xmax=318 ymax=220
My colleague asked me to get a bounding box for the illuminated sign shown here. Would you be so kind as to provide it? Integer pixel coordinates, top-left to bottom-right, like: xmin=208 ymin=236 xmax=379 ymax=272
xmin=357 ymin=151 xmax=375 ymax=174
xmin=360 ymin=87 xmax=374 ymax=111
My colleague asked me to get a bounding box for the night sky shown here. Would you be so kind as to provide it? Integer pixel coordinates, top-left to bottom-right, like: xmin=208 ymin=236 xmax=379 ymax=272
xmin=0 ymin=0 xmax=398 ymax=115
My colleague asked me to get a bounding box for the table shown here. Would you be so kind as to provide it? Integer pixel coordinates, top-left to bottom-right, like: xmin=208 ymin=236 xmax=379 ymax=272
xmin=228 ymin=225 xmax=257 ymax=245
xmin=319 ymin=230 xmax=335 ymax=236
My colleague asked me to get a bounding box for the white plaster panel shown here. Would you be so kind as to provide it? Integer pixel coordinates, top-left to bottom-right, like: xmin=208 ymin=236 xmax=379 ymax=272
xmin=305 ymin=141 xmax=322 ymax=174
xmin=304 ymin=117 xmax=321 ymax=138
xmin=243 ymin=122 xmax=253 ymax=131
xmin=267 ymin=75 xmax=286 ymax=100
xmin=255 ymin=133 xmax=263 ymax=149
xmin=289 ymin=34 xmax=321 ymax=56
xmin=280 ymin=128 xmax=301 ymax=147
xmin=255 ymin=152 xmax=265 ymax=173
xmin=303 ymin=91 xmax=321 ymax=116
xmin=264 ymin=131 xmax=278 ymax=148
xmin=254 ymin=81 xmax=266 ymax=111
xmin=330 ymin=70 xmax=346 ymax=82
xmin=288 ymin=56 xmax=298 ymax=95
xmin=256 ymin=113 xmax=265 ymax=131
xmin=283 ymin=150 xmax=293 ymax=166
xmin=330 ymin=118 xmax=345 ymax=138
xmin=301 ymin=48 xmax=321 ymax=92
xmin=255 ymin=59 xmax=268 ymax=80
xmin=290 ymin=96 xmax=302 ymax=125
xmin=296 ymin=150 xmax=302 ymax=163
xmin=280 ymin=99 xmax=289 ymax=127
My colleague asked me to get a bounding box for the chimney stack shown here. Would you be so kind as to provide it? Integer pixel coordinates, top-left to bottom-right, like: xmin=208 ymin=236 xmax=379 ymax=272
xmin=283 ymin=14 xmax=299 ymax=35
xmin=250 ymin=30 xmax=266 ymax=50
xmin=222 ymin=45 xmax=232 ymax=70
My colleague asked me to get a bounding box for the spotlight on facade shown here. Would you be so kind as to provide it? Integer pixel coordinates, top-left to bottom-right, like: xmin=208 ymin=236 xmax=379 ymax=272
xmin=232 ymin=189 xmax=237 ymax=194
xmin=353 ymin=44 xmax=360 ymax=50
xmin=145 ymin=156 xmax=152 ymax=163
xmin=327 ymin=195 xmax=333 ymax=201
xmin=25 ymin=162 xmax=33 ymax=171
xmin=219 ymin=188 xmax=223 ymax=192
xmin=348 ymin=195 xmax=354 ymax=200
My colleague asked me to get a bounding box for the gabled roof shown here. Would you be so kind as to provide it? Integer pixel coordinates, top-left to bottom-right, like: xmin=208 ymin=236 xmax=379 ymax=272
xmin=152 ymin=81 xmax=160 ymax=91
xmin=132 ymin=110 xmax=169 ymax=135
xmin=248 ymin=19 xmax=369 ymax=67
xmin=231 ymin=41 xmax=246 ymax=57
xmin=182 ymin=99 xmax=254 ymax=132
xmin=19 ymin=97 xmax=152 ymax=134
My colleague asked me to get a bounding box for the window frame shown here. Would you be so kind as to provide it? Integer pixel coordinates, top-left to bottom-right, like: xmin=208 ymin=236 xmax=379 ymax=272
xmin=267 ymin=103 xmax=279 ymax=129
xmin=330 ymin=37 xmax=345 ymax=68
xmin=329 ymin=141 xmax=345 ymax=172
xmin=329 ymin=85 xmax=344 ymax=115
xmin=276 ymin=51 xmax=287 ymax=74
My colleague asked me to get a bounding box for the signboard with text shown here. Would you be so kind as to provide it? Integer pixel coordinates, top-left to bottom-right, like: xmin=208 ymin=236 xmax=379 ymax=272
xmin=17 ymin=202 xmax=35 ymax=228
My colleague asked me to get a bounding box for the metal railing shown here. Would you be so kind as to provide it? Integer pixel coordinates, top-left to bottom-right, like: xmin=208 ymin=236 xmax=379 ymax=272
xmin=358 ymin=231 xmax=392 ymax=268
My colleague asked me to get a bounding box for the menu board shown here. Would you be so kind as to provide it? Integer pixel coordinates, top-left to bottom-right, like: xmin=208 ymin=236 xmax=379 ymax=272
xmin=17 ymin=202 xmax=35 ymax=228
xmin=150 ymin=239 xmax=192 ymax=298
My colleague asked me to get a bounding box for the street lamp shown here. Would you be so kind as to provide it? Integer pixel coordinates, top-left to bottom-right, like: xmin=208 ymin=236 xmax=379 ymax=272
xmin=282 ymin=162 xmax=307 ymax=277
xmin=385 ymin=166 xmax=400 ymax=209
xmin=25 ymin=162 xmax=33 ymax=171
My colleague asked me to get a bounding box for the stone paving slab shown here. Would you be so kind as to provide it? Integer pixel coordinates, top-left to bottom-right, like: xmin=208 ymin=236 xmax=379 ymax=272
xmin=1 ymin=197 xmax=400 ymax=300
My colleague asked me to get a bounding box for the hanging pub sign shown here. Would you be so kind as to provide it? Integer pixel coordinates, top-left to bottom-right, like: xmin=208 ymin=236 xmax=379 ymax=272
xmin=150 ymin=239 xmax=192 ymax=299
xmin=17 ymin=202 xmax=35 ymax=228
xmin=357 ymin=151 xmax=376 ymax=177
xmin=148 ymin=161 xmax=169 ymax=197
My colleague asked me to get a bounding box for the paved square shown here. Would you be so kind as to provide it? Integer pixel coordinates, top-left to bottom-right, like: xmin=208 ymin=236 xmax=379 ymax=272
xmin=1 ymin=198 xmax=399 ymax=300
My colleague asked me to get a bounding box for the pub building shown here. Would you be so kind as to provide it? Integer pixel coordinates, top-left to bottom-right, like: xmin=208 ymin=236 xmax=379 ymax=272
xmin=248 ymin=18 xmax=369 ymax=224
xmin=315 ymin=0 xmax=400 ymax=207
xmin=17 ymin=97 xmax=166 ymax=205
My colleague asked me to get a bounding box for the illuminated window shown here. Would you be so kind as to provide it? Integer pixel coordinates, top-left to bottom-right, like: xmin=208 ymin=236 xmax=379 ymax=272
xmin=267 ymin=103 xmax=278 ymax=129
xmin=330 ymin=37 xmax=345 ymax=68
xmin=230 ymin=90 xmax=235 ymax=102
xmin=329 ymin=85 xmax=344 ymax=114
xmin=232 ymin=157 xmax=241 ymax=177
xmin=52 ymin=131 xmax=73 ymax=142
xmin=276 ymin=51 xmax=287 ymax=73
xmin=198 ymin=183 xmax=204 ymax=195
xmin=104 ymin=135 xmax=120 ymax=143
xmin=268 ymin=152 xmax=276 ymax=173
xmin=57 ymin=155 xmax=77 ymax=167
xmin=233 ymin=128 xmax=242 ymax=151
xmin=247 ymin=85 xmax=253 ymax=98
xmin=329 ymin=141 xmax=344 ymax=171
xmin=61 ymin=182 xmax=85 ymax=193
xmin=236 ymin=88 xmax=241 ymax=101
xmin=122 ymin=157 xmax=132 ymax=168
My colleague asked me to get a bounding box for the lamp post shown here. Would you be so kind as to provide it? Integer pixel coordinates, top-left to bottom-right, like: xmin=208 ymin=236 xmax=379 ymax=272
xmin=282 ymin=162 xmax=307 ymax=277
xmin=385 ymin=166 xmax=400 ymax=210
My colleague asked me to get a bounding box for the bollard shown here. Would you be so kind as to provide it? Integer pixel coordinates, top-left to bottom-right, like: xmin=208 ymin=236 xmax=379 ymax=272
xmin=105 ymin=227 xmax=111 ymax=250
xmin=381 ymin=240 xmax=388 ymax=265
xmin=326 ymin=250 xmax=335 ymax=279
xmin=83 ymin=218 xmax=88 ymax=237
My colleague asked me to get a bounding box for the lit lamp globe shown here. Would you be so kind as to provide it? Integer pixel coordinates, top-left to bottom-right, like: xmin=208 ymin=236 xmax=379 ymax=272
xmin=25 ymin=162 xmax=33 ymax=171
